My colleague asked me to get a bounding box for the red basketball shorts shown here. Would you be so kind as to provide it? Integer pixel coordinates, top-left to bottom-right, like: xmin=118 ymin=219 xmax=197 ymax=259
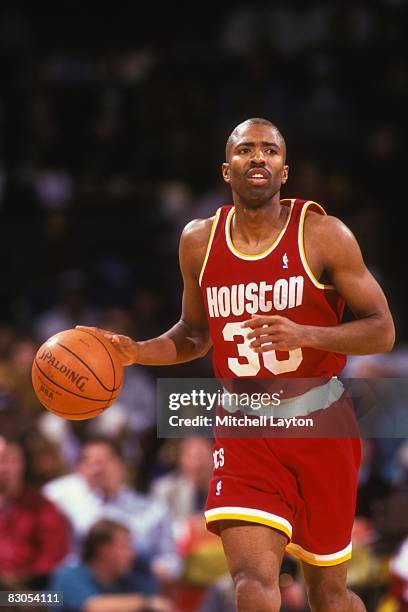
xmin=205 ymin=392 xmax=362 ymax=566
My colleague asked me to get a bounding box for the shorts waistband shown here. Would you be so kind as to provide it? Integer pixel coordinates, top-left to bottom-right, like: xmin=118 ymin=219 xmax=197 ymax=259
xmin=221 ymin=377 xmax=345 ymax=418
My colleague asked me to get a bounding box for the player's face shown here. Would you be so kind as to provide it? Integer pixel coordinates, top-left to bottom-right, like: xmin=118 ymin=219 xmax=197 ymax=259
xmin=222 ymin=124 xmax=288 ymax=207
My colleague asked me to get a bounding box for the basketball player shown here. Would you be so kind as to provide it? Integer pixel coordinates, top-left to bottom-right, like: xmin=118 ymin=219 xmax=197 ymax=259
xmin=79 ymin=118 xmax=395 ymax=611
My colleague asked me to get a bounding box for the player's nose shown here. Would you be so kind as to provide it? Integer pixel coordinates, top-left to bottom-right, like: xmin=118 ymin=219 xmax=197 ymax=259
xmin=250 ymin=147 xmax=266 ymax=164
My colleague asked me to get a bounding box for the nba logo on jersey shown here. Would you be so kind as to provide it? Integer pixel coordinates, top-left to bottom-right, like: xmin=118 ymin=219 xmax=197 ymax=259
xmin=282 ymin=252 xmax=289 ymax=269
xmin=216 ymin=481 xmax=222 ymax=496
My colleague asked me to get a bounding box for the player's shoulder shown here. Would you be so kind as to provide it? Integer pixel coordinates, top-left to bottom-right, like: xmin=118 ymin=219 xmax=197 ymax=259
xmin=304 ymin=209 xmax=355 ymax=244
xmin=181 ymin=216 xmax=215 ymax=247
xmin=179 ymin=213 xmax=221 ymax=276
xmin=179 ymin=213 xmax=219 ymax=263
xmin=303 ymin=207 xmax=361 ymax=266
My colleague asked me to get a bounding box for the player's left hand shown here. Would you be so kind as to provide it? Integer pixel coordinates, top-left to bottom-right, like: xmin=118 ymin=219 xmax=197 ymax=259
xmin=241 ymin=315 xmax=309 ymax=352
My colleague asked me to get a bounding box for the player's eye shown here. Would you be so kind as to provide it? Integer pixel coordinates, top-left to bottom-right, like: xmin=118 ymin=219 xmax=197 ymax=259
xmin=238 ymin=148 xmax=250 ymax=154
xmin=266 ymin=148 xmax=277 ymax=155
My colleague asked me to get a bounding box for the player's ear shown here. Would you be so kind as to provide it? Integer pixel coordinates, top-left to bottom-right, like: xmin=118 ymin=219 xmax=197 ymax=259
xmin=222 ymin=162 xmax=231 ymax=183
xmin=281 ymin=164 xmax=289 ymax=184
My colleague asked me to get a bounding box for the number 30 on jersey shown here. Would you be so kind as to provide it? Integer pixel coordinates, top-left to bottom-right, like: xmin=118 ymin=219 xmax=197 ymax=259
xmin=222 ymin=321 xmax=302 ymax=377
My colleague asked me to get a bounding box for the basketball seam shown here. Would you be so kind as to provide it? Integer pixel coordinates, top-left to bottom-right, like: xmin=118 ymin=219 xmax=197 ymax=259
xmin=33 ymin=359 xmax=119 ymax=402
xmin=78 ymin=329 xmax=122 ymax=408
xmin=57 ymin=341 xmax=118 ymax=392
xmin=47 ymin=404 xmax=109 ymax=417
xmin=76 ymin=330 xmax=117 ymax=396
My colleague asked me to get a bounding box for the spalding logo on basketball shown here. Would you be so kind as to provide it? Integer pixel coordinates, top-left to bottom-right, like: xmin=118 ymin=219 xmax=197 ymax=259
xmin=32 ymin=328 xmax=124 ymax=420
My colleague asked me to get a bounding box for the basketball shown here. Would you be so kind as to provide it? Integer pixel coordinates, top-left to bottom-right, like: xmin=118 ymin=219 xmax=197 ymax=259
xmin=31 ymin=328 xmax=124 ymax=420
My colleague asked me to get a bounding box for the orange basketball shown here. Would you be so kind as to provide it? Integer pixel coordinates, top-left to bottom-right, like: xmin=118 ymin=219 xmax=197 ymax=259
xmin=32 ymin=328 xmax=124 ymax=420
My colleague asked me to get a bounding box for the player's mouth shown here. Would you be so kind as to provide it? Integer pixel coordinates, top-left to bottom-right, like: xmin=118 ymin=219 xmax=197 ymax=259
xmin=246 ymin=167 xmax=270 ymax=185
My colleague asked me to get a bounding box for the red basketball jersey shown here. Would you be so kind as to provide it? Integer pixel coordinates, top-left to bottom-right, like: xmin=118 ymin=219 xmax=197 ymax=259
xmin=199 ymin=199 xmax=346 ymax=379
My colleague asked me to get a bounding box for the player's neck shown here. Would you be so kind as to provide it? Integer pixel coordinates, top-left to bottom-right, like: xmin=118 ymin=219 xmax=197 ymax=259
xmin=231 ymin=193 xmax=287 ymax=244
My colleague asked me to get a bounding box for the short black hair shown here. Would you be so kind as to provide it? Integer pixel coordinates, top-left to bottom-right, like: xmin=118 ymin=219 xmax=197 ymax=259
xmin=80 ymin=436 xmax=124 ymax=461
xmin=225 ymin=117 xmax=286 ymax=160
xmin=82 ymin=519 xmax=130 ymax=562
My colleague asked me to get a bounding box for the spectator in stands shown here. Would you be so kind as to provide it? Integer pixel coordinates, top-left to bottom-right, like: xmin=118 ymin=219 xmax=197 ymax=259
xmin=0 ymin=332 xmax=40 ymax=440
xmin=10 ymin=336 xmax=43 ymax=416
xmin=0 ymin=436 xmax=69 ymax=589
xmin=388 ymin=537 xmax=408 ymax=612
xmin=43 ymin=437 xmax=181 ymax=585
xmin=49 ymin=519 xmax=170 ymax=612
xmin=152 ymin=439 xmax=227 ymax=611
xmin=356 ymin=440 xmax=391 ymax=520
xmin=152 ymin=437 xmax=213 ymax=537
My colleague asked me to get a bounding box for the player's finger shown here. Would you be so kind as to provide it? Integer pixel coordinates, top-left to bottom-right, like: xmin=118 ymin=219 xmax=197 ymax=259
xmin=256 ymin=342 xmax=289 ymax=353
xmin=111 ymin=334 xmax=131 ymax=346
xmin=241 ymin=315 xmax=283 ymax=329
xmin=250 ymin=334 xmax=281 ymax=349
xmin=249 ymin=334 xmax=277 ymax=348
xmin=106 ymin=336 xmax=136 ymax=365
xmin=241 ymin=317 xmax=267 ymax=328
xmin=246 ymin=325 xmax=274 ymax=340
xmin=76 ymin=325 xmax=111 ymax=336
xmin=76 ymin=325 xmax=116 ymax=341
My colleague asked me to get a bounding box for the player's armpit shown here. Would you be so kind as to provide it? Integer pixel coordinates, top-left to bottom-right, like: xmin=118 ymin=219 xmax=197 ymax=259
xmin=170 ymin=218 xmax=214 ymax=358
xmin=124 ymin=220 xmax=213 ymax=366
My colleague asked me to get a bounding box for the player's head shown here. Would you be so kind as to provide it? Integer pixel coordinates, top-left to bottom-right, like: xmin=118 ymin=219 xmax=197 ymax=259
xmin=222 ymin=118 xmax=288 ymax=208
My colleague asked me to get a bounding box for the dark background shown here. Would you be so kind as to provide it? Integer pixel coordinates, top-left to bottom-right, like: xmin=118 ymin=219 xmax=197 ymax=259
xmin=0 ymin=1 xmax=406 ymax=340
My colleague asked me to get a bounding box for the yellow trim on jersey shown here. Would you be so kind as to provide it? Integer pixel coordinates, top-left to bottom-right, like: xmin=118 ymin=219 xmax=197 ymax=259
xmin=199 ymin=207 xmax=222 ymax=286
xmin=205 ymin=512 xmax=292 ymax=541
xmin=299 ymin=200 xmax=335 ymax=290
xmin=225 ymin=199 xmax=294 ymax=261
xmin=286 ymin=542 xmax=352 ymax=567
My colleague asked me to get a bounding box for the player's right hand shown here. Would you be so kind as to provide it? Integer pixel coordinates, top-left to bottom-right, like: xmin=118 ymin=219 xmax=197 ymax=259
xmin=75 ymin=326 xmax=139 ymax=366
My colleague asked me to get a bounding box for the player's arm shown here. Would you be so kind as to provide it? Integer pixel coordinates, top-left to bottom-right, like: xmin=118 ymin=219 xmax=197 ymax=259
xmin=77 ymin=219 xmax=212 ymax=366
xmin=244 ymin=215 xmax=395 ymax=355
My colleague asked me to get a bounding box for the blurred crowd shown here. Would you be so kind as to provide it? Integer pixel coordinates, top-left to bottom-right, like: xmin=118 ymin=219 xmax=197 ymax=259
xmin=0 ymin=1 xmax=407 ymax=611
